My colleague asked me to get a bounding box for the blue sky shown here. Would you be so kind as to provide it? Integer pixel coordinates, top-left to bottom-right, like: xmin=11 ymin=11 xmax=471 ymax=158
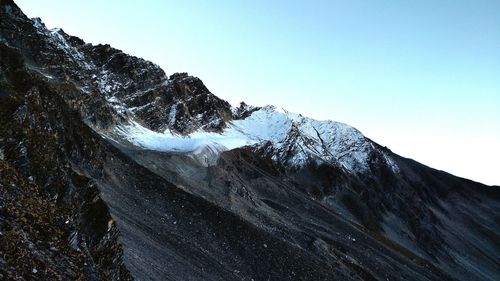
xmin=18 ymin=0 xmax=500 ymax=185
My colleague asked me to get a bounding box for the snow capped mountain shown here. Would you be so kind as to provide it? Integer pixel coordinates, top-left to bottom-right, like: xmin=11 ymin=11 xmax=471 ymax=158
xmin=2 ymin=2 xmax=499 ymax=281
xmin=20 ymin=8 xmax=400 ymax=176
xmin=26 ymin=8 xmax=396 ymax=176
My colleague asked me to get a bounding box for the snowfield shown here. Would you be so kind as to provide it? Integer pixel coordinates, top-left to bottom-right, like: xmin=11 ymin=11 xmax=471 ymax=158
xmin=114 ymin=105 xmax=399 ymax=173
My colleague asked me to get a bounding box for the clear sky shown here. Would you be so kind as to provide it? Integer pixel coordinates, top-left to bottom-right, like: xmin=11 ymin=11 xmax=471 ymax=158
xmin=17 ymin=0 xmax=500 ymax=185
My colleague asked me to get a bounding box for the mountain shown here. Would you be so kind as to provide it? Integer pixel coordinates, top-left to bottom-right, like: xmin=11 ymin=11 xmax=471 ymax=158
xmin=1 ymin=1 xmax=499 ymax=280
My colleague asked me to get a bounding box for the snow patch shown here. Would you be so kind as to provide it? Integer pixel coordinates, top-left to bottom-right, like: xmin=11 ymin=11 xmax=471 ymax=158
xmin=116 ymin=121 xmax=254 ymax=154
xmin=168 ymin=103 xmax=178 ymax=127
xmin=31 ymin=18 xmax=46 ymax=34
xmin=49 ymin=28 xmax=93 ymax=70
xmin=97 ymin=70 xmax=121 ymax=94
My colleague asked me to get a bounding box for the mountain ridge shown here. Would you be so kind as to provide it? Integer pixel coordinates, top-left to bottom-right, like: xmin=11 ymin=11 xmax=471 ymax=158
xmin=1 ymin=1 xmax=499 ymax=280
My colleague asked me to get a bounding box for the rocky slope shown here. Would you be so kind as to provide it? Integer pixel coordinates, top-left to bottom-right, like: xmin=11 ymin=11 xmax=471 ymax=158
xmin=1 ymin=1 xmax=499 ymax=280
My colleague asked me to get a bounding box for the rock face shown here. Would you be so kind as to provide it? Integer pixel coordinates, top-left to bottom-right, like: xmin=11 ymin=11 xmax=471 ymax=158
xmin=1 ymin=1 xmax=499 ymax=281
